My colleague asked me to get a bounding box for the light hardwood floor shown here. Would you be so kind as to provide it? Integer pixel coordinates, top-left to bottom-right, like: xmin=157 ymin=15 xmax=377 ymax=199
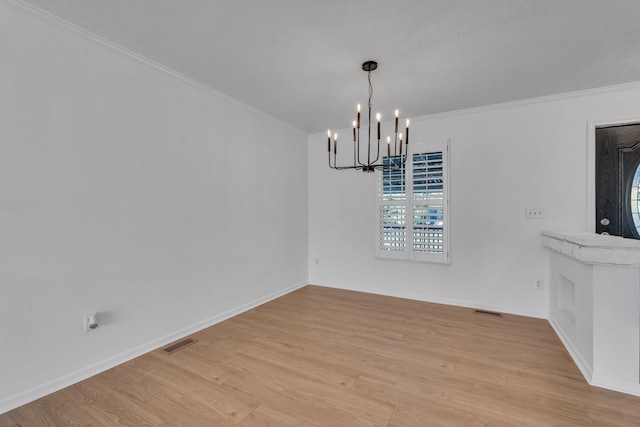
xmin=2 ymin=285 xmax=640 ymax=426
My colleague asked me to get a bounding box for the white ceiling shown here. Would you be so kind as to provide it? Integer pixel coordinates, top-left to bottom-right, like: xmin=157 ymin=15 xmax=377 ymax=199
xmin=22 ymin=0 xmax=640 ymax=133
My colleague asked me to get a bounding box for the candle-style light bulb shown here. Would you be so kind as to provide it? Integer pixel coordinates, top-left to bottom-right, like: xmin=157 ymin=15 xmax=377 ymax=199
xmin=399 ymin=133 xmax=403 ymax=155
xmin=395 ymin=109 xmax=399 ymax=118
xmin=357 ymin=104 xmax=361 ymax=113
xmin=405 ymin=119 xmax=410 ymax=145
xmin=357 ymin=104 xmax=361 ymax=129
xmin=376 ymin=113 xmax=381 ymax=140
xmin=334 ymin=133 xmax=338 ymax=154
xmin=352 ymin=120 xmax=357 ymax=142
xmin=387 ymin=136 xmax=391 ymax=158
xmin=327 ymin=129 xmax=331 ymax=152
xmin=394 ymin=110 xmax=399 ymax=133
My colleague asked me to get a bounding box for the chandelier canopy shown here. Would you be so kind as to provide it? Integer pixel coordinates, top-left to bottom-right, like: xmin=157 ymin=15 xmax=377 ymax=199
xmin=328 ymin=60 xmax=409 ymax=172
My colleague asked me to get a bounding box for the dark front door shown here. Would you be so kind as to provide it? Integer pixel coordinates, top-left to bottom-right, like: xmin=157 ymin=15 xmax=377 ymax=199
xmin=595 ymin=124 xmax=640 ymax=238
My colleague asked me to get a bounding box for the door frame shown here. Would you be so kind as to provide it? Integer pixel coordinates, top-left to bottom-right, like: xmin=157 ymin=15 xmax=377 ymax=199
xmin=587 ymin=116 xmax=640 ymax=233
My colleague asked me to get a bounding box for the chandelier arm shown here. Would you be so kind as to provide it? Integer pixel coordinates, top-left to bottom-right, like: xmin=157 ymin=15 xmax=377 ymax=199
xmin=330 ymin=139 xmax=364 ymax=170
xmin=394 ymin=131 xmax=398 ymax=158
xmin=367 ymin=141 xmax=381 ymax=167
xmin=353 ymin=124 xmax=358 ymax=167
xmin=333 ymin=164 xmax=362 ymax=170
xmin=329 ymin=138 xmax=338 ymax=169
xmin=356 ymin=114 xmax=360 ymax=166
xmin=356 ymin=125 xmax=365 ymax=167
xmin=397 ymin=152 xmax=409 ymax=168
xmin=371 ymin=124 xmax=382 ymax=165
xmin=384 ymin=142 xmax=409 ymax=167
xmin=371 ymin=150 xmax=381 ymax=166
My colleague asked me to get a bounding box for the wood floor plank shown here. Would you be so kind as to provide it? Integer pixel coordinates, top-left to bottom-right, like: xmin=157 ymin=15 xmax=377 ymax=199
xmin=2 ymin=285 xmax=640 ymax=426
xmin=239 ymin=404 xmax=315 ymax=427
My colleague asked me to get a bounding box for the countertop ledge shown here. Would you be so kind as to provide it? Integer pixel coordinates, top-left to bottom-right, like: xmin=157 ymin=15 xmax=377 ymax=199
xmin=541 ymin=230 xmax=640 ymax=266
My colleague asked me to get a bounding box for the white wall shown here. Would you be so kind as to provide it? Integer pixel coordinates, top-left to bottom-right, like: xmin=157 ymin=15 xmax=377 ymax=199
xmin=0 ymin=1 xmax=308 ymax=412
xmin=309 ymin=83 xmax=640 ymax=318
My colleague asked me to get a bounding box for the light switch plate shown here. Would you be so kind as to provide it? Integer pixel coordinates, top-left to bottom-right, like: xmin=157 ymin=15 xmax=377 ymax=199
xmin=525 ymin=208 xmax=544 ymax=219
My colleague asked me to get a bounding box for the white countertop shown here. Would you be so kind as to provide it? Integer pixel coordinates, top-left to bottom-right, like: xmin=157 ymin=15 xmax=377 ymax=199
xmin=541 ymin=230 xmax=640 ymax=266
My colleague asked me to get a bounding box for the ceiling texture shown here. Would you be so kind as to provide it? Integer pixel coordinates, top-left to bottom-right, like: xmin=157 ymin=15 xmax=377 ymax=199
xmin=21 ymin=0 xmax=640 ymax=133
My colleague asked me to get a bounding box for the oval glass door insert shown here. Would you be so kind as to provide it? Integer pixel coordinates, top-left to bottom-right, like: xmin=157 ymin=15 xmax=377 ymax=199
xmin=630 ymin=164 xmax=640 ymax=235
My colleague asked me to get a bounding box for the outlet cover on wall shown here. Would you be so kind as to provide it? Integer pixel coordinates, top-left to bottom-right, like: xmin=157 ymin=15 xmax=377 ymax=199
xmin=83 ymin=312 xmax=98 ymax=333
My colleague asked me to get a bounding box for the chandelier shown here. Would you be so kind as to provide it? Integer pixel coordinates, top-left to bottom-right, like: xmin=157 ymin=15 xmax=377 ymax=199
xmin=328 ymin=60 xmax=409 ymax=172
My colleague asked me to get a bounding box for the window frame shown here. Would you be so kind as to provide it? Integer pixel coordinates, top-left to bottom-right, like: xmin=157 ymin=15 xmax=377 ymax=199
xmin=375 ymin=139 xmax=450 ymax=264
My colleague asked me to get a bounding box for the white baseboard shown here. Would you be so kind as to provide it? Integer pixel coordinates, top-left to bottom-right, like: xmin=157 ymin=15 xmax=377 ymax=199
xmin=548 ymin=317 xmax=593 ymax=383
xmin=535 ymin=319 xmax=640 ymax=397
xmin=591 ymin=374 xmax=640 ymax=397
xmin=0 ymin=281 xmax=307 ymax=415
xmin=314 ymin=282 xmax=548 ymax=319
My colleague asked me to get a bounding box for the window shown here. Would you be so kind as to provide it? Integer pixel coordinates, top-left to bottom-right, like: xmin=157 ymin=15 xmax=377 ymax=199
xmin=376 ymin=139 xmax=450 ymax=263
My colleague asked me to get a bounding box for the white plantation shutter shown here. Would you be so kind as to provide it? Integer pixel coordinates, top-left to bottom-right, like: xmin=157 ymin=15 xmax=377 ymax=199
xmin=410 ymin=148 xmax=447 ymax=262
xmin=376 ymin=140 xmax=450 ymax=263
xmin=377 ymin=157 xmax=408 ymax=259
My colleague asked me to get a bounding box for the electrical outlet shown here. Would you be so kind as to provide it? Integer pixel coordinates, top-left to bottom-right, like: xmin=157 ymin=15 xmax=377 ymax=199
xmin=525 ymin=208 xmax=545 ymax=219
xmin=535 ymin=279 xmax=544 ymax=290
xmin=84 ymin=312 xmax=98 ymax=333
